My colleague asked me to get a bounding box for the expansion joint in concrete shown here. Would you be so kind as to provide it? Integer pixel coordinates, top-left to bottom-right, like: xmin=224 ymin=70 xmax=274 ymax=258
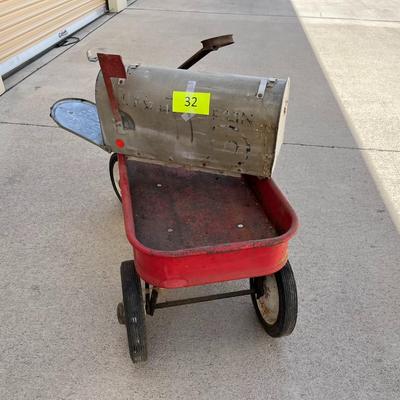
xmin=283 ymin=142 xmax=400 ymax=153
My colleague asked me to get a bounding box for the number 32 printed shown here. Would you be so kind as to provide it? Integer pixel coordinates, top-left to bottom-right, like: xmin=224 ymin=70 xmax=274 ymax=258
xmin=185 ymin=96 xmax=197 ymax=107
xmin=172 ymin=91 xmax=211 ymax=115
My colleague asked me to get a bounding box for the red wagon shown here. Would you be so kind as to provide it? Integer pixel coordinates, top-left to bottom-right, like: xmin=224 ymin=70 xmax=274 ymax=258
xmin=111 ymin=153 xmax=298 ymax=362
xmin=51 ymin=35 xmax=299 ymax=364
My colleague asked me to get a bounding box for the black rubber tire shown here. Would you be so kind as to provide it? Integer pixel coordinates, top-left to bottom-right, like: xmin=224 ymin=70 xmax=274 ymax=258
xmin=109 ymin=153 xmax=122 ymax=202
xmin=120 ymin=260 xmax=148 ymax=363
xmin=250 ymin=261 xmax=297 ymax=337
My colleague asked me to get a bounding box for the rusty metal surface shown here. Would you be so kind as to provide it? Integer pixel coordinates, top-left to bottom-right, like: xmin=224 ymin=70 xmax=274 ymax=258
xmin=126 ymin=160 xmax=277 ymax=251
xmin=96 ymin=64 xmax=290 ymax=178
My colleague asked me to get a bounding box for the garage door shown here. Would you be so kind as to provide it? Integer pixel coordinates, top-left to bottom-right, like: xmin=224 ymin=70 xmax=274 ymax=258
xmin=0 ymin=0 xmax=107 ymax=76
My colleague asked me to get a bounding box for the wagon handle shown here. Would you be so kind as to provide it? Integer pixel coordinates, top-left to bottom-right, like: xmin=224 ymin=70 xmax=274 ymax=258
xmin=178 ymin=34 xmax=234 ymax=70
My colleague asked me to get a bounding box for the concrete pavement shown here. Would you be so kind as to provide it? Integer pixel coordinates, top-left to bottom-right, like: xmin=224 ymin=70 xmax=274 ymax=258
xmin=0 ymin=1 xmax=399 ymax=399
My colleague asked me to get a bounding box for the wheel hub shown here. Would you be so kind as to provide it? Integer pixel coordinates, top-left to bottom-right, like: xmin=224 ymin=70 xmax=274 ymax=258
xmin=257 ymin=275 xmax=279 ymax=325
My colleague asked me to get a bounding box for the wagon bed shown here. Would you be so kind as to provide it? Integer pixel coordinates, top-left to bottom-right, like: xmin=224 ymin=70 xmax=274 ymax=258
xmin=118 ymin=154 xmax=297 ymax=289
xmin=126 ymin=160 xmax=277 ymax=251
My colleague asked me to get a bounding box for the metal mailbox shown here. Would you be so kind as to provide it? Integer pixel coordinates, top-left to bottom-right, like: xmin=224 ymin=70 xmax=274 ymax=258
xmin=51 ymin=35 xmax=290 ymax=178
xmin=96 ymin=64 xmax=289 ymax=177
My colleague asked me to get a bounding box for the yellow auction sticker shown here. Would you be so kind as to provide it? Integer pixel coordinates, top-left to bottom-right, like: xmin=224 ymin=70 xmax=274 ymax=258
xmin=172 ymin=91 xmax=211 ymax=115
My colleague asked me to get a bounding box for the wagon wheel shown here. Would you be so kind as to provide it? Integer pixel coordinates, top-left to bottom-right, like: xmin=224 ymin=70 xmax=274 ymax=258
xmin=109 ymin=153 xmax=121 ymax=202
xmin=118 ymin=260 xmax=148 ymax=363
xmin=250 ymin=261 xmax=297 ymax=337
